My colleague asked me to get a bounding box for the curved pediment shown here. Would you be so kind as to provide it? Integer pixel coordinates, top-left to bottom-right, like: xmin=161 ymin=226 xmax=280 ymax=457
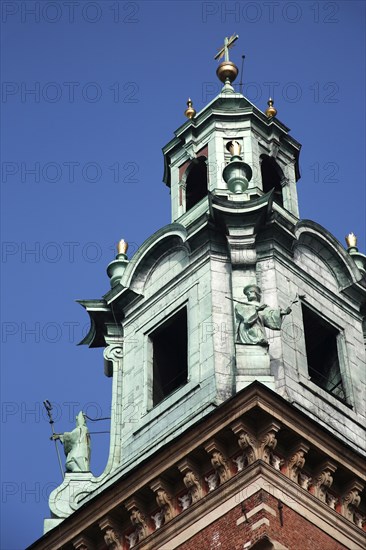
xmin=120 ymin=223 xmax=189 ymax=295
xmin=294 ymin=220 xmax=361 ymax=291
xmin=144 ymin=246 xmax=190 ymax=297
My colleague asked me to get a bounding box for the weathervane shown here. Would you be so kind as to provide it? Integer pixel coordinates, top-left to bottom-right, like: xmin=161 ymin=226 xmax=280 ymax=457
xmin=214 ymin=34 xmax=239 ymax=90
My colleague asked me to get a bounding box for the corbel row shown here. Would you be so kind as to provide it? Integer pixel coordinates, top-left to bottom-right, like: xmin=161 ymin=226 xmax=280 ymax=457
xmin=230 ymin=422 xmax=365 ymax=530
xmin=71 ymin=421 xmax=365 ymax=550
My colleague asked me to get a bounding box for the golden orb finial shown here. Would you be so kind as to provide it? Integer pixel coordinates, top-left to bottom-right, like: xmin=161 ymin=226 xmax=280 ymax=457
xmin=184 ymin=98 xmax=196 ymax=119
xmin=117 ymin=239 xmax=128 ymax=255
xmin=216 ymin=61 xmax=239 ymax=84
xmin=265 ymin=97 xmax=277 ymax=118
xmin=345 ymin=233 xmax=357 ymax=249
xmin=215 ymin=34 xmax=239 ymax=86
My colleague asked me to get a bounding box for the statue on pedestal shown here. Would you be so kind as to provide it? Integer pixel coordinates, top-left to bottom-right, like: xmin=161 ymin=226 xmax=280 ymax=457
xmin=52 ymin=411 xmax=91 ymax=473
xmin=235 ymin=285 xmax=293 ymax=346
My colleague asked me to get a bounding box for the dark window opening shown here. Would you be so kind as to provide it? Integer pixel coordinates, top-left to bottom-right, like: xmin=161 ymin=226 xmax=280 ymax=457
xmin=185 ymin=157 xmax=208 ymax=211
xmin=302 ymin=304 xmax=346 ymax=402
xmin=260 ymin=155 xmax=284 ymax=206
xmin=151 ymin=308 xmax=188 ymax=406
xmin=249 ymin=539 xmax=274 ymax=550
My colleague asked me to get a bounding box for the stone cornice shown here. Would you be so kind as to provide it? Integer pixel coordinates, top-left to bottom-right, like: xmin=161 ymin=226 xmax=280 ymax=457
xmin=143 ymin=463 xmax=365 ymax=550
xmin=28 ymin=383 xmax=365 ymax=550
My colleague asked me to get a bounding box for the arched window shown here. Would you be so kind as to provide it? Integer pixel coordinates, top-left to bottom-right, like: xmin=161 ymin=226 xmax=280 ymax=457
xmin=249 ymin=537 xmax=274 ymax=550
xmin=185 ymin=156 xmax=208 ymax=211
xmin=260 ymin=154 xmax=284 ymax=206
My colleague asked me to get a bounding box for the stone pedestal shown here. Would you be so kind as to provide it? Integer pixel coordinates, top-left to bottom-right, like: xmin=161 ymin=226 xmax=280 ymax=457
xmin=235 ymin=344 xmax=275 ymax=391
xmin=48 ymin=472 xmax=95 ymax=522
xmin=44 ymin=518 xmax=63 ymax=534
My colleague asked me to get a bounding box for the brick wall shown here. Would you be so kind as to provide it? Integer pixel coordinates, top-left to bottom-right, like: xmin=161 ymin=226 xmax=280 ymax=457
xmin=177 ymin=490 xmax=348 ymax=550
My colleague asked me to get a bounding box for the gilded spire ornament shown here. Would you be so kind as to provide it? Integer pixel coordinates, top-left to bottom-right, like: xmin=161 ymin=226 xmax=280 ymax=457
xmin=117 ymin=239 xmax=129 ymax=255
xmin=345 ymin=233 xmax=358 ymax=251
xmin=107 ymin=238 xmax=129 ymax=288
xmin=215 ymin=34 xmax=239 ymax=91
xmin=265 ymin=98 xmax=277 ymax=118
xmin=184 ymin=98 xmax=196 ymax=119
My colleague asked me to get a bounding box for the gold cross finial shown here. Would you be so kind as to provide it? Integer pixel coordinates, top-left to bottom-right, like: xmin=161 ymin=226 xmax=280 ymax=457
xmin=214 ymin=34 xmax=239 ymax=62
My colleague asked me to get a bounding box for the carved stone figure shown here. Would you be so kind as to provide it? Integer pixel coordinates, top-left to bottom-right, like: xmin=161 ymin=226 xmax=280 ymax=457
xmin=271 ymin=454 xmax=284 ymax=471
xmin=205 ymin=472 xmax=219 ymax=492
xmin=326 ymin=494 xmax=338 ymax=509
xmin=178 ymin=494 xmax=191 ymax=510
xmin=298 ymin=472 xmax=311 ymax=490
xmin=354 ymin=512 xmax=366 ymax=529
xmin=235 ymin=285 xmax=292 ymax=346
xmin=233 ymin=455 xmax=245 ymax=472
xmin=125 ymin=531 xmax=138 ymax=548
xmin=151 ymin=511 xmax=164 ymax=530
xmin=52 ymin=411 xmax=90 ymax=473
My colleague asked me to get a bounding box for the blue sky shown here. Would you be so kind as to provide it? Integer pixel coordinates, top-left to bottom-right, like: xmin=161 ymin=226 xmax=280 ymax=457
xmin=1 ymin=1 xmax=365 ymax=548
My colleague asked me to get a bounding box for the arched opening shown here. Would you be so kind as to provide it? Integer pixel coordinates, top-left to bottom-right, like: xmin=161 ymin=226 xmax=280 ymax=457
xmin=249 ymin=536 xmax=274 ymax=550
xmin=260 ymin=155 xmax=284 ymax=206
xmin=185 ymin=156 xmax=208 ymax=211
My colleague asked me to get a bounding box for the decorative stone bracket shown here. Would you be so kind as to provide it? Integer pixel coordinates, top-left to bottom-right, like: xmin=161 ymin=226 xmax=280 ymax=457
xmin=286 ymin=442 xmax=310 ymax=483
xmin=177 ymin=458 xmax=203 ymax=505
xmin=72 ymin=535 xmax=95 ymax=550
xmin=204 ymin=439 xmax=232 ymax=485
xmin=103 ymin=336 xmax=124 ymax=378
xmin=99 ymin=516 xmax=123 ymax=550
xmin=341 ymin=480 xmax=364 ymax=522
xmin=231 ymin=420 xmax=281 ymax=466
xmin=310 ymin=460 xmax=337 ymax=503
xmin=124 ymin=496 xmax=149 ymax=543
xmin=150 ymin=478 xmax=176 ymax=525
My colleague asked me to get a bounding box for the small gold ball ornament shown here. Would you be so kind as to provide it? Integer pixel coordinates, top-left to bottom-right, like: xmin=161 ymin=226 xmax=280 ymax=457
xmin=184 ymin=98 xmax=196 ymax=119
xmin=265 ymin=97 xmax=277 ymax=118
